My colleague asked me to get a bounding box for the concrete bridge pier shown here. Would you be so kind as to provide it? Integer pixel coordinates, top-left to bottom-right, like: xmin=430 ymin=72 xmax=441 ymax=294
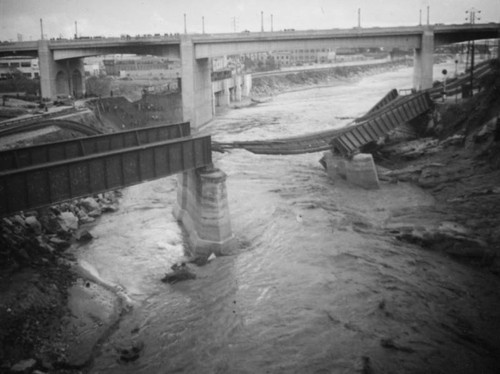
xmin=180 ymin=36 xmax=213 ymax=129
xmin=38 ymin=40 xmax=85 ymax=100
xmin=234 ymin=75 xmax=242 ymax=102
xmin=242 ymin=74 xmax=252 ymax=97
xmin=413 ymin=29 xmax=434 ymax=91
xmin=173 ymin=166 xmax=236 ymax=257
xmin=222 ymin=80 xmax=231 ymax=105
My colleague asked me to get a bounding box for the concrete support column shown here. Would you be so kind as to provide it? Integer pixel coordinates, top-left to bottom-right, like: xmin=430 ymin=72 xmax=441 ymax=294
xmin=173 ymin=167 xmax=236 ymax=256
xmin=212 ymin=91 xmax=216 ymax=115
xmin=180 ymin=36 xmax=213 ymax=129
xmin=38 ymin=40 xmax=57 ymax=100
xmin=235 ymin=75 xmax=242 ymax=101
xmin=222 ymin=80 xmax=231 ymax=106
xmin=413 ymin=29 xmax=434 ymax=91
xmin=38 ymin=40 xmax=86 ymax=100
xmin=242 ymin=74 xmax=252 ymax=97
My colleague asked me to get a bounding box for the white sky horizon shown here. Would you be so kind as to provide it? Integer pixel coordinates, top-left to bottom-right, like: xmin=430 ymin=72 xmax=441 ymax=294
xmin=1 ymin=0 xmax=499 ymax=41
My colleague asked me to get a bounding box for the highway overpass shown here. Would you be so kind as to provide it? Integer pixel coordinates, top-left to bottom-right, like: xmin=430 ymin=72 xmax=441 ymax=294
xmin=1 ymin=23 xmax=498 ymax=128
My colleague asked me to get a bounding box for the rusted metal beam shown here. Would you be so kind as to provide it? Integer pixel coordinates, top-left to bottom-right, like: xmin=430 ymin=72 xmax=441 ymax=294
xmin=0 ymin=134 xmax=211 ymax=216
xmin=0 ymin=122 xmax=191 ymax=172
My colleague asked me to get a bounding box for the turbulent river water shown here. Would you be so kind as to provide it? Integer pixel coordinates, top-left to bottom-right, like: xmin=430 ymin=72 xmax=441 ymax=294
xmin=77 ymin=61 xmax=500 ymax=374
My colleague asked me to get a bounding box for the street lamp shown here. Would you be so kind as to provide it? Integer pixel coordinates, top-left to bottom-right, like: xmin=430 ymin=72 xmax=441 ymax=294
xmin=465 ymin=8 xmax=481 ymax=96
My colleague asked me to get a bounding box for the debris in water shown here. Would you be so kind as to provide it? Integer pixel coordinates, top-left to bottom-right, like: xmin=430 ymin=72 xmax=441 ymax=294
xmin=380 ymin=338 xmax=415 ymax=353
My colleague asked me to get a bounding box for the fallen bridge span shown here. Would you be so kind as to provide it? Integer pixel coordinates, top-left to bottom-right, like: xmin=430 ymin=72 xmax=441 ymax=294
xmin=214 ymin=90 xmax=432 ymax=156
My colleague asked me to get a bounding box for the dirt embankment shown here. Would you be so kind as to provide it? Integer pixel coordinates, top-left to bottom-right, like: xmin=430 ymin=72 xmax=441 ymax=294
xmin=250 ymin=59 xmax=413 ymax=97
xmin=374 ymin=59 xmax=500 ymax=268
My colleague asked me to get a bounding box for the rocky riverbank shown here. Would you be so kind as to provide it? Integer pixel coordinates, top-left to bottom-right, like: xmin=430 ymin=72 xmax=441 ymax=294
xmin=0 ymin=192 xmax=127 ymax=373
xmin=374 ymin=61 xmax=500 ymax=269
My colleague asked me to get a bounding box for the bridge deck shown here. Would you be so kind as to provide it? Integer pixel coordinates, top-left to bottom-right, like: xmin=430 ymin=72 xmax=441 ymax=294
xmin=0 ymin=134 xmax=211 ymax=216
xmin=0 ymin=122 xmax=190 ymax=171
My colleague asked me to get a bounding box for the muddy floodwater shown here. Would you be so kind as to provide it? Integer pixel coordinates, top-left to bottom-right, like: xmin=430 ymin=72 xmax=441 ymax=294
xmin=77 ymin=62 xmax=500 ymax=374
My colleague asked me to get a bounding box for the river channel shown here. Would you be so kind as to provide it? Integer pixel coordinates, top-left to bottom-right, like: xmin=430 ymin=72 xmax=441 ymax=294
xmin=76 ymin=61 xmax=500 ymax=374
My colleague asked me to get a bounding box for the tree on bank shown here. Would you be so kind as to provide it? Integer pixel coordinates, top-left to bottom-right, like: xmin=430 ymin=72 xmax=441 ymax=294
xmin=0 ymin=68 xmax=40 ymax=95
xmin=85 ymin=75 xmax=112 ymax=97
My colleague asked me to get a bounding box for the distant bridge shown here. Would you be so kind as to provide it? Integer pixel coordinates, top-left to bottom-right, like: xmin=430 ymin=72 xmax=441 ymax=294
xmin=1 ymin=23 xmax=499 ymax=128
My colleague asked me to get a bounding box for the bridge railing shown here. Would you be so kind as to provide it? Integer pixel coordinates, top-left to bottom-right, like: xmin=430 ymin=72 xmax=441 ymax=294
xmin=0 ymin=134 xmax=212 ymax=216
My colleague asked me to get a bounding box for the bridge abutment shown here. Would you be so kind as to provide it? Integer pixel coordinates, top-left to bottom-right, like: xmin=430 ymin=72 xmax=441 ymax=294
xmin=413 ymin=29 xmax=434 ymax=90
xmin=173 ymin=166 xmax=236 ymax=257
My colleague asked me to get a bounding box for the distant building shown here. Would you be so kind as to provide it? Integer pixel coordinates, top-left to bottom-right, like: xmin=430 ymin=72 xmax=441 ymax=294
xmin=103 ymin=56 xmax=178 ymax=78
xmin=0 ymin=56 xmax=39 ymax=79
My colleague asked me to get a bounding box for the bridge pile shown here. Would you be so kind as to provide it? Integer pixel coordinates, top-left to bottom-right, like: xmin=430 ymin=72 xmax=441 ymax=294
xmin=0 ymin=122 xmax=211 ymax=216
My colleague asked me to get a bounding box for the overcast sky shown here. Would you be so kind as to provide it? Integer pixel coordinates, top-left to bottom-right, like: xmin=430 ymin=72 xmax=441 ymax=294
xmin=0 ymin=0 xmax=499 ymax=41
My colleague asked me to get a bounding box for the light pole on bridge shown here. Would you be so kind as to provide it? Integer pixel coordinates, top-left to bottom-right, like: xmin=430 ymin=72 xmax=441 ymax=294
xmin=466 ymin=8 xmax=481 ymax=95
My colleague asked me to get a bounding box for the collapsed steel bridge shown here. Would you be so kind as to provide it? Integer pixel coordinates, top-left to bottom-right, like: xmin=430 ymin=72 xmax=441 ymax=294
xmin=214 ymin=90 xmax=433 ymax=156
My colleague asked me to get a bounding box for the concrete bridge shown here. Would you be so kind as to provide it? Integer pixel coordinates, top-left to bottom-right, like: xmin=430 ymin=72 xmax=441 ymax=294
xmin=1 ymin=23 xmax=499 ymax=128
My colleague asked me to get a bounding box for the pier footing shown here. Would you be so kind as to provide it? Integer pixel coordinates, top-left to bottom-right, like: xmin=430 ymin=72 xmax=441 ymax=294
xmin=325 ymin=151 xmax=380 ymax=189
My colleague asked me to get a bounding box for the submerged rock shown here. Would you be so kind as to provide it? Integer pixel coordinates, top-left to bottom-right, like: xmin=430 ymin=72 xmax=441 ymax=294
xmin=75 ymin=229 xmax=93 ymax=243
xmin=118 ymin=340 xmax=144 ymax=363
xmin=161 ymin=263 xmax=196 ymax=284
xmin=10 ymin=358 xmax=37 ymax=372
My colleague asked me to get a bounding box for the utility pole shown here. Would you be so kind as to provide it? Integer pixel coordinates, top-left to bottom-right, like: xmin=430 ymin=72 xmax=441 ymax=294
xmin=271 ymin=14 xmax=273 ymax=32
xmin=74 ymin=21 xmax=78 ymax=39
xmin=419 ymin=9 xmax=422 ymax=26
xmin=202 ymin=16 xmax=205 ymax=34
xmin=184 ymin=13 xmax=187 ymax=34
xmin=261 ymin=11 xmax=264 ymax=32
xmin=466 ymin=8 xmax=481 ymax=96
xmin=40 ymin=18 xmax=44 ymax=40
